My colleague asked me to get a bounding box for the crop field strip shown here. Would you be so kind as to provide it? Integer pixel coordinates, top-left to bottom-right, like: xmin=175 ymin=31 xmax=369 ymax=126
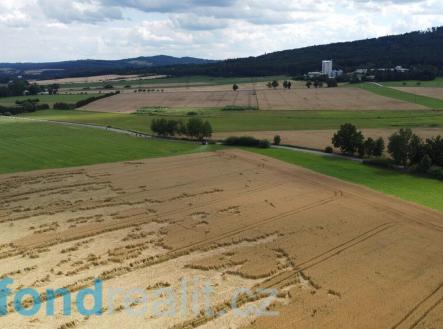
xmin=0 ymin=150 xmax=442 ymax=328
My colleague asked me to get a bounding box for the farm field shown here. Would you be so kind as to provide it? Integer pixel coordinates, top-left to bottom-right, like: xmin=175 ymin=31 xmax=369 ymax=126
xmin=79 ymin=87 xmax=426 ymax=113
xmin=214 ymin=127 xmax=443 ymax=151
xmin=0 ymin=94 xmax=101 ymax=107
xmin=0 ymin=150 xmax=442 ymax=328
xmin=393 ymin=87 xmax=443 ymax=100
xmin=81 ymin=90 xmax=258 ymax=112
xmin=30 ymin=74 xmax=161 ymax=85
xmin=22 ymin=109 xmax=443 ymax=133
xmin=58 ymin=75 xmax=289 ymax=89
xmin=0 ymin=117 xmax=211 ymax=174
xmin=256 ymin=87 xmax=426 ymax=110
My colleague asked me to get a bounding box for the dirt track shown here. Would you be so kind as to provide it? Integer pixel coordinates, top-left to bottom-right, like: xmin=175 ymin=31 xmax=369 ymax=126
xmin=214 ymin=128 xmax=443 ymax=151
xmin=0 ymin=150 xmax=442 ymax=328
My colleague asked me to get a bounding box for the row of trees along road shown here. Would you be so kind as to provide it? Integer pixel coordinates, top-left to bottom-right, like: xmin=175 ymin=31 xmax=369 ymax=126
xmin=151 ymin=117 xmax=213 ymax=140
xmin=332 ymin=124 xmax=443 ymax=179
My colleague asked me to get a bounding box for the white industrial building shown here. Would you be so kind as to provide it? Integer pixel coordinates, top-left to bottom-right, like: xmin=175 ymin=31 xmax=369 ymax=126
xmin=322 ymin=60 xmax=333 ymax=77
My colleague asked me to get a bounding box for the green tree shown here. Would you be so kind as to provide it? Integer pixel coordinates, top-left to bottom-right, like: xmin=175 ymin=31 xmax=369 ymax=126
xmin=233 ymin=84 xmax=239 ymax=91
xmin=273 ymin=135 xmax=281 ymax=145
xmin=332 ymin=123 xmax=364 ymax=155
xmin=425 ymin=135 xmax=443 ymax=166
xmin=417 ymin=154 xmax=432 ymax=173
xmin=373 ymin=137 xmax=385 ymax=157
xmin=306 ymin=81 xmax=312 ymax=88
xmin=408 ymin=134 xmax=426 ymax=165
xmin=388 ymin=128 xmax=413 ymax=166
xmin=271 ymin=80 xmax=279 ymax=89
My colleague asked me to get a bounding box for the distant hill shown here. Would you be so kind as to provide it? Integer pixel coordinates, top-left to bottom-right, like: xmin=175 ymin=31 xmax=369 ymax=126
xmin=0 ymin=55 xmax=217 ymax=80
xmin=150 ymin=27 xmax=443 ymax=77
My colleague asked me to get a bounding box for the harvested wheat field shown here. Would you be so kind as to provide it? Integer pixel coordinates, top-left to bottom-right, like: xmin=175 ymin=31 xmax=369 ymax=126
xmin=82 ymin=90 xmax=258 ymax=112
xmin=257 ymin=88 xmax=427 ymax=110
xmin=393 ymin=87 xmax=443 ymax=100
xmin=214 ymin=128 xmax=443 ymax=151
xmin=0 ymin=150 xmax=442 ymax=329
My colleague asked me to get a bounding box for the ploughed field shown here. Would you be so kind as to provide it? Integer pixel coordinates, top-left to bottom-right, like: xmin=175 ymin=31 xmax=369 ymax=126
xmin=0 ymin=150 xmax=442 ymax=328
xmin=80 ymin=87 xmax=425 ymax=113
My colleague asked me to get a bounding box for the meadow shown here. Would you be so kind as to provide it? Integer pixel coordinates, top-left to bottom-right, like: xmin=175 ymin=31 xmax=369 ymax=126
xmin=0 ymin=117 xmax=213 ymax=174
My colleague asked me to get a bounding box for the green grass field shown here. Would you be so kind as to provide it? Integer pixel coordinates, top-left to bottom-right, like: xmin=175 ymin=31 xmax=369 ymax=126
xmin=382 ymin=78 xmax=443 ymax=87
xmin=359 ymin=83 xmax=443 ymax=109
xmin=22 ymin=108 xmax=443 ymax=133
xmin=0 ymin=94 xmax=100 ymax=107
xmin=0 ymin=117 xmax=214 ymax=174
xmin=60 ymin=75 xmax=289 ymax=89
xmin=247 ymin=147 xmax=443 ymax=212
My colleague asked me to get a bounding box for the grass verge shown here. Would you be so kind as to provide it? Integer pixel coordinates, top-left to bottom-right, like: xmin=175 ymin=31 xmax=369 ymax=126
xmin=246 ymin=147 xmax=443 ymax=212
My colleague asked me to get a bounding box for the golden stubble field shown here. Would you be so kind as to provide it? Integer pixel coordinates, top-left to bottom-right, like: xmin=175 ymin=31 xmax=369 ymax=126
xmin=0 ymin=150 xmax=442 ymax=329
xmin=80 ymin=86 xmax=425 ymax=113
xmin=256 ymin=88 xmax=426 ymax=110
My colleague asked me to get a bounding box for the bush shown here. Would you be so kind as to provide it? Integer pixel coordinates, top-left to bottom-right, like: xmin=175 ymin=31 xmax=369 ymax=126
xmin=53 ymin=102 xmax=76 ymax=110
xmin=325 ymin=146 xmax=333 ymax=153
xmin=427 ymin=166 xmax=443 ymax=180
xmin=224 ymin=136 xmax=270 ymax=148
xmin=416 ymin=154 xmax=433 ymax=173
xmin=222 ymin=105 xmax=258 ymax=111
xmin=363 ymin=158 xmax=396 ymax=169
xmin=36 ymin=103 xmax=50 ymax=110
xmin=273 ymin=135 xmax=281 ymax=145
xmin=187 ymin=111 xmax=198 ymax=116
xmin=16 ymin=98 xmax=39 ymax=105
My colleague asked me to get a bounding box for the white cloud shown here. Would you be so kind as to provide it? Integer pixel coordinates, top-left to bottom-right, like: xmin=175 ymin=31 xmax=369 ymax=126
xmin=0 ymin=0 xmax=441 ymax=62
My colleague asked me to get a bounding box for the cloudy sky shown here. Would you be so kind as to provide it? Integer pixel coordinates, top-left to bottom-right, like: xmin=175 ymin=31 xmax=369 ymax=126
xmin=0 ymin=0 xmax=442 ymax=62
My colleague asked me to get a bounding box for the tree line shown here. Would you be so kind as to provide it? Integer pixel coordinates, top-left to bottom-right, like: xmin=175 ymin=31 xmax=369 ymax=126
xmin=150 ymin=118 xmax=213 ymax=140
xmin=332 ymin=123 xmax=443 ymax=180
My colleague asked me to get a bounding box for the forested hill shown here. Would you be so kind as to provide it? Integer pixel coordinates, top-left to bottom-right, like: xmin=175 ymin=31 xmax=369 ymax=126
xmin=151 ymin=27 xmax=443 ymax=77
xmin=0 ymin=55 xmax=217 ymax=81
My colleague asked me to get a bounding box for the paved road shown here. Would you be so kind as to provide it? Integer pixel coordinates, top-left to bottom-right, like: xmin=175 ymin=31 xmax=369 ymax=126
xmin=4 ymin=115 xmax=363 ymax=162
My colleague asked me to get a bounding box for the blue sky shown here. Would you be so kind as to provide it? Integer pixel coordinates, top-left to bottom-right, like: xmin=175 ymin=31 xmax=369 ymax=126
xmin=0 ymin=0 xmax=442 ymax=62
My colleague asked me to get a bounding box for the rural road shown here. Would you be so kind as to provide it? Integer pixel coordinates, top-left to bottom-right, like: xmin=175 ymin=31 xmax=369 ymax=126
xmin=4 ymin=115 xmax=363 ymax=162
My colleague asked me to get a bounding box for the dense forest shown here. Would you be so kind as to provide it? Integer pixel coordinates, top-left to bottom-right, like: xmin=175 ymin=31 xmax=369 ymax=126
xmin=149 ymin=27 xmax=443 ymax=77
xmin=0 ymin=56 xmax=217 ymax=81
